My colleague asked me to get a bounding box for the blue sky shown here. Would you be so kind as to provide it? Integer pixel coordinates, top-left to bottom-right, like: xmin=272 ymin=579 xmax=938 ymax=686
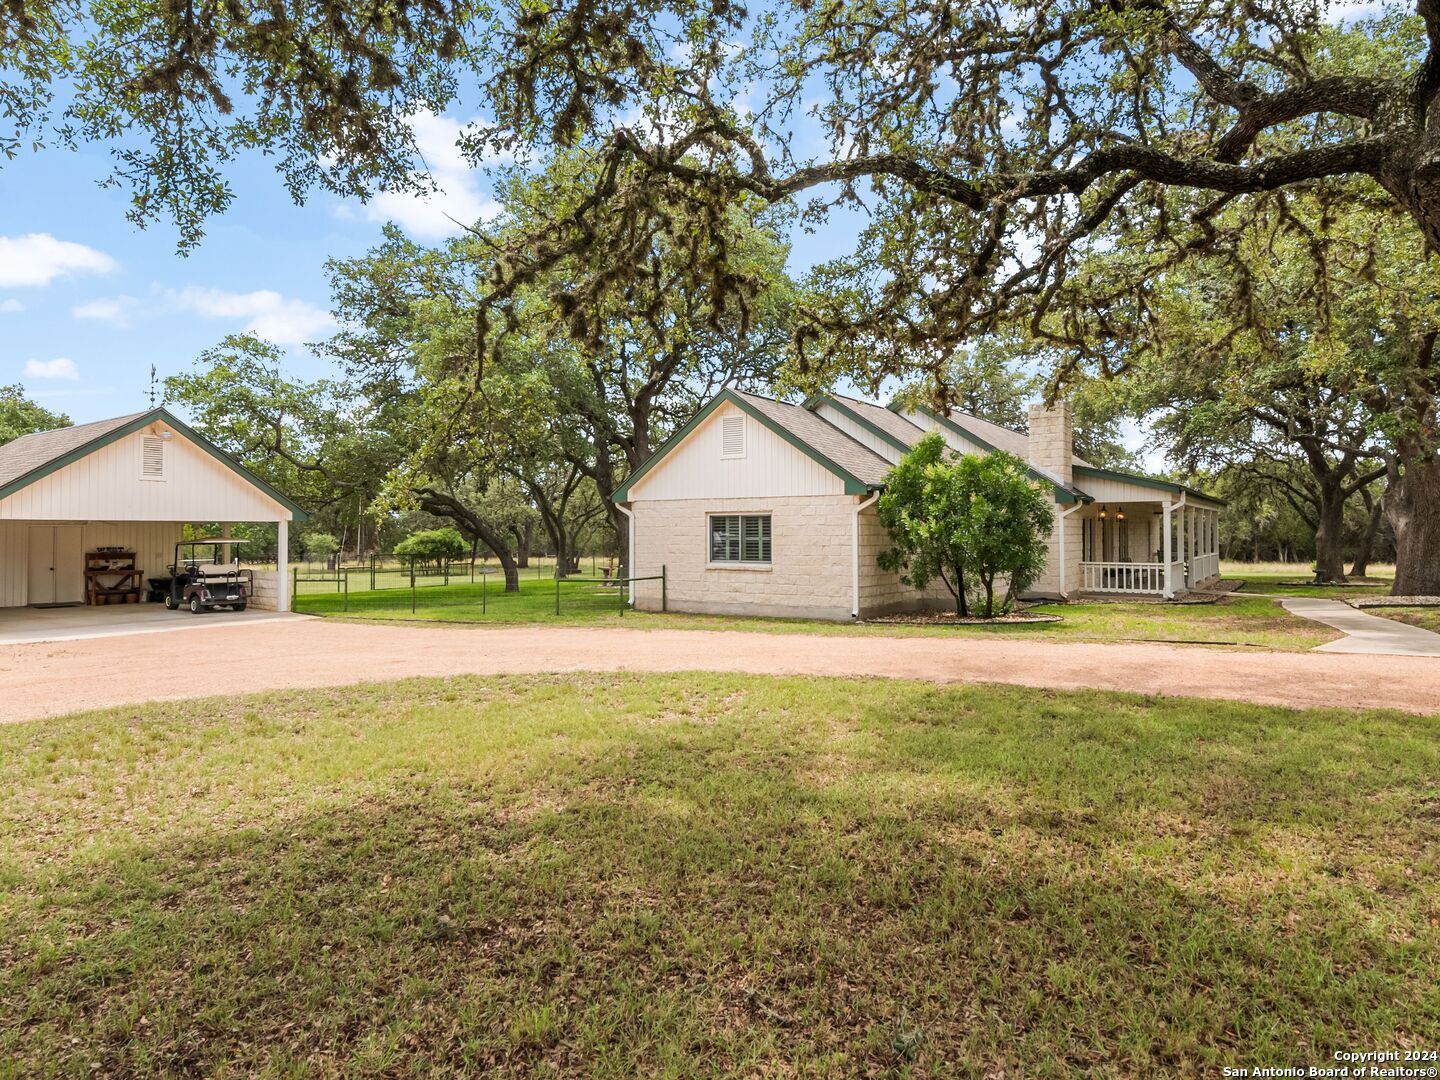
xmin=0 ymin=109 xmax=860 ymax=428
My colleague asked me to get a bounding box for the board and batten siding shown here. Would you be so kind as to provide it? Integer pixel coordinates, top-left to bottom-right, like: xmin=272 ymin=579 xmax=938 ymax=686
xmin=0 ymin=423 xmax=291 ymax=522
xmin=0 ymin=520 xmax=182 ymax=607
xmin=625 ymin=402 xmax=848 ymax=502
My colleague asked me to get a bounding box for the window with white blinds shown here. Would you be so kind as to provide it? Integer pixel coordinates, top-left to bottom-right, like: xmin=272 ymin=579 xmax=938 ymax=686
xmin=720 ymin=414 xmax=746 ymax=458
xmin=141 ymin=436 xmax=166 ymax=480
xmin=709 ymin=514 xmax=771 ymax=564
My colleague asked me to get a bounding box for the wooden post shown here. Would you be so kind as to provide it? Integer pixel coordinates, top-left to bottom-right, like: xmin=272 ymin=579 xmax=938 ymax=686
xmin=661 ymin=565 xmax=667 ymax=612
xmin=277 ymin=518 xmax=290 ymax=611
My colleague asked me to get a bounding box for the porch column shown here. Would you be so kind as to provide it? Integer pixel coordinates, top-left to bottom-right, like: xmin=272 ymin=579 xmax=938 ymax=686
xmin=1185 ymin=506 xmax=1195 ymax=588
xmin=219 ymin=522 xmax=233 ymax=566
xmin=1162 ymin=502 xmax=1174 ymax=599
xmin=277 ymin=518 xmax=290 ymax=611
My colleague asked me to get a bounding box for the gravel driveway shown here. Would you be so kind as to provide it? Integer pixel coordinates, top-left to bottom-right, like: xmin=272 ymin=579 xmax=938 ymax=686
xmin=3 ymin=617 xmax=1438 ymax=722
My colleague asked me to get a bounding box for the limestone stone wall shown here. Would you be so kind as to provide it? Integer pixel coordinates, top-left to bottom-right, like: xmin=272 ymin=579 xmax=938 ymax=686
xmin=629 ymin=495 xmax=857 ymax=619
xmin=855 ymin=506 xmax=954 ymax=616
xmin=1029 ymin=504 xmax=1082 ymax=598
xmin=1027 ymin=402 xmax=1073 ymax=485
xmin=630 ymin=490 xmax=1077 ymax=620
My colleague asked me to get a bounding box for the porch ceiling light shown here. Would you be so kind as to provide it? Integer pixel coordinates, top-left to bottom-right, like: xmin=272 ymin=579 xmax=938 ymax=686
xmin=1116 ymin=506 xmax=1125 ymax=521
xmin=1098 ymin=504 xmax=1107 ymax=520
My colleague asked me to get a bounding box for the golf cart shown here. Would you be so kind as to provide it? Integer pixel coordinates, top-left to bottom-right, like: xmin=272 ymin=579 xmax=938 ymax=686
xmin=161 ymin=539 xmax=254 ymax=613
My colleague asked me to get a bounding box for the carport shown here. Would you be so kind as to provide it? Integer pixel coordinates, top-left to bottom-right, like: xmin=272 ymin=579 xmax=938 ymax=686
xmin=0 ymin=603 xmax=307 ymax=645
xmin=0 ymin=408 xmax=307 ymax=621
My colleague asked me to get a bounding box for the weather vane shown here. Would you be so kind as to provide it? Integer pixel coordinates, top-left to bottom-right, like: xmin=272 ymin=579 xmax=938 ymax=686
xmin=148 ymin=364 xmax=158 ymax=407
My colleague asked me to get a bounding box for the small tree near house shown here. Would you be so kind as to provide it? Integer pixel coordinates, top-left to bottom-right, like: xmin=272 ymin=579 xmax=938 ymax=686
xmin=876 ymin=434 xmax=1054 ymax=617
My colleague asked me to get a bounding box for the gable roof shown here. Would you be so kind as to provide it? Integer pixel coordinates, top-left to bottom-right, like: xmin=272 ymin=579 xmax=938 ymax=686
xmin=0 ymin=412 xmax=150 ymax=493
xmin=0 ymin=408 xmax=310 ymax=519
xmin=808 ymin=392 xmax=927 ymax=454
xmin=611 ymin=388 xmax=893 ymax=501
xmin=611 ymin=387 xmax=1223 ymax=508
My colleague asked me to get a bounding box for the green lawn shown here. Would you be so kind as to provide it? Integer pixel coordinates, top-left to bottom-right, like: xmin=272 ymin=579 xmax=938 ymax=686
xmin=1230 ymin=568 xmax=1395 ymax=600
xmin=1372 ymin=606 xmax=1440 ymax=633
xmin=1 ymin=675 xmax=1436 ymax=1076
xmin=296 ymin=575 xmax=1338 ymax=651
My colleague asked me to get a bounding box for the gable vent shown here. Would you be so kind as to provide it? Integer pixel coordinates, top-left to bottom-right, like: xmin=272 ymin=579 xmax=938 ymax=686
xmin=141 ymin=436 xmax=166 ymax=479
xmin=720 ymin=414 xmax=746 ymax=459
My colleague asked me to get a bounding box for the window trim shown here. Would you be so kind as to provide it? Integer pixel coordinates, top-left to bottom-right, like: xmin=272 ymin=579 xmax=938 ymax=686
xmin=706 ymin=512 xmax=772 ymax=568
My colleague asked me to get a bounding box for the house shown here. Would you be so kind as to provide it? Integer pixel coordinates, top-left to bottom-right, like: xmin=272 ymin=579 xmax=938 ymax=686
xmin=0 ymin=408 xmax=307 ymax=614
xmin=612 ymin=389 xmax=1223 ymax=620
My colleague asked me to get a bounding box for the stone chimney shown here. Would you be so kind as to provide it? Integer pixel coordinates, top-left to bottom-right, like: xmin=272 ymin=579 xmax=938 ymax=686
xmin=1027 ymin=401 xmax=1073 ymax=486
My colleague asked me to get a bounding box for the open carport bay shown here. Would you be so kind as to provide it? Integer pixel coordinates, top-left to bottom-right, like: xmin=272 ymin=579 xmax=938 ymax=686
xmin=0 ymin=603 xmax=307 ymax=645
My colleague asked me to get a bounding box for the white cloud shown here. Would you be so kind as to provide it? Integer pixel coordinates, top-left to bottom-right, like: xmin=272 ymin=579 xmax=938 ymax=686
xmin=359 ymin=110 xmax=504 ymax=239
xmin=0 ymin=298 xmax=21 ymax=313
xmin=0 ymin=233 xmax=116 ymax=287
xmin=166 ymin=286 xmax=335 ymax=345
xmin=23 ymin=357 xmax=80 ymax=381
xmin=71 ymin=296 xmax=138 ymax=326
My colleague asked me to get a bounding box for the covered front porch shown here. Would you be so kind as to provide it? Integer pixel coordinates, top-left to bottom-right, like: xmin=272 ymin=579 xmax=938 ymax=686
xmin=1077 ymin=498 xmax=1222 ymax=598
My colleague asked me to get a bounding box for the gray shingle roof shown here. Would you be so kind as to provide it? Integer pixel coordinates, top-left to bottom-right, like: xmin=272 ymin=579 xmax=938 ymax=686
xmin=0 ymin=412 xmax=150 ymax=492
xmin=828 ymin=394 xmax=928 ymax=448
xmin=731 ymin=391 xmax=894 ymax=486
xmin=944 ymin=409 xmax=1094 ymax=468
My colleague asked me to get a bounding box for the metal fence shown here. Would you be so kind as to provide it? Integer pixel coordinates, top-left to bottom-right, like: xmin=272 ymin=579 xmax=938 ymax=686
xmin=291 ymin=558 xmax=665 ymax=618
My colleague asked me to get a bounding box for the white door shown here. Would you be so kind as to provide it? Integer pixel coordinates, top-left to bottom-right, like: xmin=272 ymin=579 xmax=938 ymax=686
xmin=26 ymin=526 xmax=85 ymax=605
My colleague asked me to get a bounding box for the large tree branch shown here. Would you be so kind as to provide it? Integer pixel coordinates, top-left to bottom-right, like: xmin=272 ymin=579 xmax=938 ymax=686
xmin=615 ymin=126 xmax=1397 ymax=213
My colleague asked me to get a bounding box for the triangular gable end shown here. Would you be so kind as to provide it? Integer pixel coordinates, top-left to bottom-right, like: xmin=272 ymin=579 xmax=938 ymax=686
xmin=0 ymin=409 xmax=309 ymax=521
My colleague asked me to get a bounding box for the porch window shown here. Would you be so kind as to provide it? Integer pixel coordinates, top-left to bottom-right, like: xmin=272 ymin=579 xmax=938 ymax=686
xmin=709 ymin=514 xmax=771 ymax=564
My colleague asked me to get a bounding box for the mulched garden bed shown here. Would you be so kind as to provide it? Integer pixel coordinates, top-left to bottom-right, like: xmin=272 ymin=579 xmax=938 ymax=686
xmin=864 ymin=610 xmax=1064 ymax=626
xmin=1349 ymin=595 xmax=1440 ymax=608
xmin=1276 ymin=578 xmax=1391 ymax=588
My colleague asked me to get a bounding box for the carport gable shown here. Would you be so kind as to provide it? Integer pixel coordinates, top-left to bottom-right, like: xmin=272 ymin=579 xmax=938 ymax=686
xmin=0 ymin=409 xmax=308 ymax=522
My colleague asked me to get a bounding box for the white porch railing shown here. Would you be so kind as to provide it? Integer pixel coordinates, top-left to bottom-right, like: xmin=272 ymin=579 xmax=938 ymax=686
xmin=1191 ymin=552 xmax=1220 ymax=584
xmin=1081 ymin=561 xmax=1166 ymax=594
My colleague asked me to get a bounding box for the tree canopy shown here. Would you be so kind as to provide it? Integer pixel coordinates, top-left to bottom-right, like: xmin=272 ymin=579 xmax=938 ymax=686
xmin=0 ymin=384 xmax=68 ymax=445
xmin=7 ymin=2 xmax=1438 ymax=352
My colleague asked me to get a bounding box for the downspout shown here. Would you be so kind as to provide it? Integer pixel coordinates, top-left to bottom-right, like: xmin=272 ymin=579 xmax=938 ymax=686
xmin=615 ymin=502 xmax=636 ymax=607
xmin=1057 ymin=501 xmax=1086 ymax=598
xmin=852 ymin=490 xmax=880 ymax=619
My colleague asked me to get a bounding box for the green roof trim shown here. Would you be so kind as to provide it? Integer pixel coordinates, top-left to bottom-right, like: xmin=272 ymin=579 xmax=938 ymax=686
xmin=0 ymin=408 xmax=311 ymax=520
xmin=1073 ymin=465 xmax=1225 ymax=507
xmin=804 ymin=393 xmax=914 ymax=455
xmin=908 ymin=405 xmax=1085 ymax=505
xmin=612 ymin=389 xmax=875 ymax=502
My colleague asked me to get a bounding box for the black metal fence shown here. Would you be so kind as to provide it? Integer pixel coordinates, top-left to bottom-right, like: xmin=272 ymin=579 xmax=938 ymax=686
xmin=291 ymin=558 xmax=665 ymax=618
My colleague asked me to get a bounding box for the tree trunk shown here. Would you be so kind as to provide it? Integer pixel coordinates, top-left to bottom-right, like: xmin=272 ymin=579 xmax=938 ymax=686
xmin=1386 ymin=451 xmax=1440 ymax=596
xmin=414 ymin=486 xmax=522 ymax=592
xmin=1349 ymin=489 xmax=1384 ymax=579
xmin=511 ymin=522 xmax=531 ymax=568
xmin=1312 ymin=488 xmax=1348 ymax=583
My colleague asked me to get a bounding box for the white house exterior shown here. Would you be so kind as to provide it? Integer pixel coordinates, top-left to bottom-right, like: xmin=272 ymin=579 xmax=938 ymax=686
xmin=613 ymin=389 xmax=1223 ymax=620
xmin=0 ymin=409 xmax=307 ymax=612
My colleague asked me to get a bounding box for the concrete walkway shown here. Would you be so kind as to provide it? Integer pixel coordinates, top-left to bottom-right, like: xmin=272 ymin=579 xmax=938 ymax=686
xmin=1281 ymin=597 xmax=1440 ymax=657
